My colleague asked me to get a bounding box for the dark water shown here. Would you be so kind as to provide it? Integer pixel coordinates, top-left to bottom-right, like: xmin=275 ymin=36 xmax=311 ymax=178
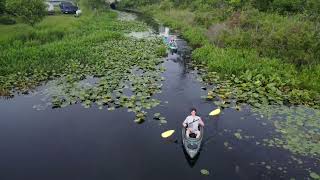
xmin=0 ymin=13 xmax=318 ymax=180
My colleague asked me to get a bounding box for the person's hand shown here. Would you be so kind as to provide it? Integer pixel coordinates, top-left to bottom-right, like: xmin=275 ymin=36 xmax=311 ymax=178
xmin=200 ymin=118 xmax=205 ymax=126
xmin=183 ymin=123 xmax=186 ymax=127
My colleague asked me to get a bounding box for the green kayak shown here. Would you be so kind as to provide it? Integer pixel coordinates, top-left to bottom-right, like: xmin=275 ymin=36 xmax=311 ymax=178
xmin=182 ymin=126 xmax=204 ymax=159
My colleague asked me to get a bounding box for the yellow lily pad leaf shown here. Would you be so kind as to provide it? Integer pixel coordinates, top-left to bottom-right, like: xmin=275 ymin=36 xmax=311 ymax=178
xmin=209 ymin=108 xmax=221 ymax=116
xmin=161 ymin=130 xmax=175 ymax=138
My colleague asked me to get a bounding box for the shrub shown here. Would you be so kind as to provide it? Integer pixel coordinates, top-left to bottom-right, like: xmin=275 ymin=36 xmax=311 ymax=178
xmin=159 ymin=0 xmax=173 ymax=10
xmin=271 ymin=0 xmax=305 ymax=14
xmin=5 ymin=0 xmax=46 ymax=26
xmin=182 ymin=27 xmax=209 ymax=47
xmin=0 ymin=0 xmax=5 ymax=15
xmin=215 ymin=10 xmax=320 ymax=66
xmin=306 ymin=0 xmax=320 ymax=19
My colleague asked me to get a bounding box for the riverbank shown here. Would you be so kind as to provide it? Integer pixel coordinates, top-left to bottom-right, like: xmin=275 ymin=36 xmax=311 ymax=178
xmin=124 ymin=4 xmax=320 ymax=109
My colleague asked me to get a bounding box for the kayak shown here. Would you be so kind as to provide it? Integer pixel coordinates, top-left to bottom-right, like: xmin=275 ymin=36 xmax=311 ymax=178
xmin=182 ymin=126 xmax=204 ymax=159
xmin=168 ymin=41 xmax=178 ymax=50
xmin=162 ymin=35 xmax=178 ymax=50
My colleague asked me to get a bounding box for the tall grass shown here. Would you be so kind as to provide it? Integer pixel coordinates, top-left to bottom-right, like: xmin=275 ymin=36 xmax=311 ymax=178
xmin=192 ymin=44 xmax=320 ymax=92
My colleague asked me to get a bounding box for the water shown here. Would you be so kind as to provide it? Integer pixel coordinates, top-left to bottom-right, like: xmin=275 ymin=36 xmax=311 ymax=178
xmin=0 ymin=12 xmax=319 ymax=180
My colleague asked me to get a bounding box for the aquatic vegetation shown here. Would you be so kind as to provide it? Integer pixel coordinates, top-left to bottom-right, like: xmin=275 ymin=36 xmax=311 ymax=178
xmin=194 ymin=45 xmax=320 ymax=109
xmin=0 ymin=10 xmax=168 ymax=122
xmin=153 ymin=113 xmax=161 ymax=119
xmin=253 ymin=106 xmax=320 ymax=157
xmin=223 ymin=141 xmax=233 ymax=150
xmin=234 ymin=132 xmax=242 ymax=140
xmin=310 ymin=172 xmax=320 ymax=179
xmin=40 ymin=38 xmax=165 ymax=120
xmin=200 ymin=169 xmax=210 ymax=176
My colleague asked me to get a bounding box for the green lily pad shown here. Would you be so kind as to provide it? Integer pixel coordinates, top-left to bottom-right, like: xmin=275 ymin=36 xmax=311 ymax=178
xmin=200 ymin=169 xmax=210 ymax=176
xmin=234 ymin=132 xmax=242 ymax=140
xmin=310 ymin=172 xmax=320 ymax=179
xmin=153 ymin=113 xmax=161 ymax=119
xmin=160 ymin=120 xmax=167 ymax=124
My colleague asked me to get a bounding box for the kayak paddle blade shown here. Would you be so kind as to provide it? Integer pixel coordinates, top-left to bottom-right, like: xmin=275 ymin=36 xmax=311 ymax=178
xmin=161 ymin=130 xmax=175 ymax=138
xmin=209 ymin=108 xmax=221 ymax=116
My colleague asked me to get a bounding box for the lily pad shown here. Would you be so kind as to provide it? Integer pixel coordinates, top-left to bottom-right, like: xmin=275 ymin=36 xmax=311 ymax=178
xmin=234 ymin=132 xmax=242 ymax=140
xmin=200 ymin=169 xmax=210 ymax=176
xmin=153 ymin=113 xmax=161 ymax=119
xmin=310 ymin=172 xmax=320 ymax=179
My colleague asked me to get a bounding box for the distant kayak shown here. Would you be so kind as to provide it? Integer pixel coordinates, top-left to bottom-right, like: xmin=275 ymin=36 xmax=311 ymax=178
xmin=162 ymin=35 xmax=178 ymax=50
xmin=182 ymin=126 xmax=203 ymax=159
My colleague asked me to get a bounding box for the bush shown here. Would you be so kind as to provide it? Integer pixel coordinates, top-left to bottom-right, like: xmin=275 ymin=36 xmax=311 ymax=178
xmin=159 ymin=0 xmax=173 ymax=10
xmin=182 ymin=27 xmax=209 ymax=47
xmin=306 ymin=0 xmax=320 ymax=19
xmin=250 ymin=0 xmax=272 ymax=11
xmin=272 ymin=0 xmax=304 ymax=14
xmin=0 ymin=0 xmax=5 ymax=15
xmin=216 ymin=10 xmax=320 ymax=66
xmin=6 ymin=0 xmax=46 ymax=26
xmin=192 ymin=44 xmax=300 ymax=84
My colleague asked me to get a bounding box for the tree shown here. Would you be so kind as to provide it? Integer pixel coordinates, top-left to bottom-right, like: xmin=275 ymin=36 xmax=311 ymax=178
xmin=0 ymin=0 xmax=5 ymax=15
xmin=6 ymin=0 xmax=46 ymax=26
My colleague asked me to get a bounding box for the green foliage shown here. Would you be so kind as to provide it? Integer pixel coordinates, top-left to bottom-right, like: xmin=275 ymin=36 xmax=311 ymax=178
xmin=118 ymin=0 xmax=160 ymax=8
xmin=0 ymin=15 xmax=81 ymax=45
xmin=254 ymin=106 xmax=320 ymax=157
xmin=182 ymin=27 xmax=209 ymax=47
xmin=192 ymin=44 xmax=320 ymax=106
xmin=5 ymin=0 xmax=46 ymax=26
xmin=136 ymin=2 xmax=320 ymax=93
xmin=159 ymin=0 xmax=173 ymax=10
xmin=218 ymin=10 xmax=320 ymax=66
xmin=306 ymin=0 xmax=320 ymax=19
xmin=192 ymin=44 xmax=298 ymax=79
xmin=0 ymin=0 xmax=5 ymax=14
xmin=271 ymin=0 xmax=305 ymax=14
xmin=250 ymin=0 xmax=272 ymax=11
xmin=0 ymin=15 xmax=15 ymax=25
xmin=85 ymin=0 xmax=106 ymax=9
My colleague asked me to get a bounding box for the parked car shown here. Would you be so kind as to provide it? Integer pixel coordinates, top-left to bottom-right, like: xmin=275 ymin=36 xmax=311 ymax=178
xmin=45 ymin=2 xmax=55 ymax=15
xmin=59 ymin=2 xmax=78 ymax=14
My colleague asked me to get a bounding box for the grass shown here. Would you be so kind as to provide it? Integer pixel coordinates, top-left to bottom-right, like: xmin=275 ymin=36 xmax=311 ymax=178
xmin=0 ymin=23 xmax=32 ymax=42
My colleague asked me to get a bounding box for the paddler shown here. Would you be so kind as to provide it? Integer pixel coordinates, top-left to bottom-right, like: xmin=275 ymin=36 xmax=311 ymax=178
xmin=182 ymin=108 xmax=204 ymax=138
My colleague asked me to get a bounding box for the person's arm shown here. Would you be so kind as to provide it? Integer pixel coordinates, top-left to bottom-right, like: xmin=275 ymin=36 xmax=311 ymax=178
xmin=182 ymin=117 xmax=188 ymax=127
xmin=199 ymin=118 xmax=204 ymax=127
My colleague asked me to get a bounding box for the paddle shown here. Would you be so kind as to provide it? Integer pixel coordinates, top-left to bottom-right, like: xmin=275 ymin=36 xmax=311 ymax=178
xmin=161 ymin=130 xmax=175 ymax=138
xmin=209 ymin=108 xmax=221 ymax=116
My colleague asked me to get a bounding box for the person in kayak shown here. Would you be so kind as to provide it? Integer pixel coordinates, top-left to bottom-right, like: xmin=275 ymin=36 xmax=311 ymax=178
xmin=182 ymin=108 xmax=204 ymax=138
